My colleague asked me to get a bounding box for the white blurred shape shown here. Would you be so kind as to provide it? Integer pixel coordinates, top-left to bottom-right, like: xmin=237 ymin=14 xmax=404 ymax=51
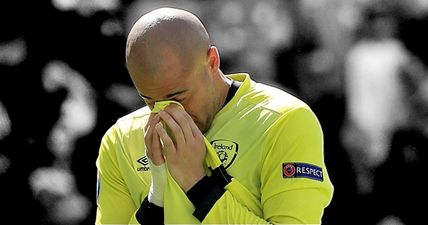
xmin=0 ymin=101 xmax=11 ymax=140
xmin=29 ymin=167 xmax=75 ymax=197
xmin=42 ymin=61 xmax=69 ymax=93
xmin=415 ymin=0 xmax=428 ymax=10
xmin=376 ymin=215 xmax=405 ymax=225
xmin=52 ymin=0 xmax=120 ymax=16
xmin=345 ymin=39 xmax=410 ymax=167
xmin=51 ymin=194 xmax=92 ymax=225
xmin=101 ymin=18 xmax=124 ymax=36
xmin=52 ymin=0 xmax=79 ymax=11
xmin=91 ymin=0 xmax=120 ymax=11
xmin=42 ymin=60 xmax=97 ymax=159
xmin=0 ymin=38 xmax=27 ymax=66
xmin=106 ymin=83 xmax=143 ymax=111
xmin=29 ymin=167 xmax=91 ymax=225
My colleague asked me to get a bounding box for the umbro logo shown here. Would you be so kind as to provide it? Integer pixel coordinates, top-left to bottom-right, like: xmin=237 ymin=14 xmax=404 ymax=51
xmin=137 ymin=156 xmax=149 ymax=165
xmin=137 ymin=156 xmax=150 ymax=171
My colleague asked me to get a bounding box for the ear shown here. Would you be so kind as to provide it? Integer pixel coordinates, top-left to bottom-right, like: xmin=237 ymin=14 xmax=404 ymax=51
xmin=207 ymin=46 xmax=220 ymax=72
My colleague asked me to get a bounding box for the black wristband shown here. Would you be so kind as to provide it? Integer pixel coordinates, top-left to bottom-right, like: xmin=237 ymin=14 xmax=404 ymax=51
xmin=186 ymin=166 xmax=232 ymax=221
xmin=211 ymin=165 xmax=232 ymax=185
xmin=135 ymin=197 xmax=164 ymax=225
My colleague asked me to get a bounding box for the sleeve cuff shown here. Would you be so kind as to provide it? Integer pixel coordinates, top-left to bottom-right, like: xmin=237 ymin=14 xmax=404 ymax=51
xmin=186 ymin=166 xmax=232 ymax=221
xmin=135 ymin=197 xmax=164 ymax=225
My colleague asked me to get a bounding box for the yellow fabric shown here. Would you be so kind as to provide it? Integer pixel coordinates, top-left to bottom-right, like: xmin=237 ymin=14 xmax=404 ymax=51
xmin=154 ymin=100 xmax=223 ymax=224
xmin=96 ymin=123 xmax=150 ymax=224
xmin=95 ymin=73 xmax=334 ymax=224
xmin=127 ymin=211 xmax=140 ymax=225
xmin=151 ymin=100 xmax=184 ymax=113
xmin=153 ymin=101 xmax=265 ymax=224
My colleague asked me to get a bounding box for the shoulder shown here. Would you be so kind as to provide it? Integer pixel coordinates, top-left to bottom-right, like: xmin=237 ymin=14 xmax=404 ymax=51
xmin=98 ymin=106 xmax=151 ymax=168
xmin=227 ymin=73 xmax=315 ymax=126
xmin=245 ymin=80 xmax=311 ymax=116
xmin=116 ymin=106 xmax=151 ymax=125
xmin=244 ymin=80 xmax=321 ymax=138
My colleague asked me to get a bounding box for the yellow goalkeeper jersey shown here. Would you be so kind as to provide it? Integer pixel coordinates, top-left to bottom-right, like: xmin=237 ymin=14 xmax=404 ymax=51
xmin=95 ymin=73 xmax=334 ymax=224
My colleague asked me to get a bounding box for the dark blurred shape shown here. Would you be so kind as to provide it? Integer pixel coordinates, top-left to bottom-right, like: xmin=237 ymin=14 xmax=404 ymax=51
xmin=311 ymin=93 xmax=362 ymax=225
xmin=399 ymin=6 xmax=428 ymax=65
xmin=374 ymin=127 xmax=428 ymax=224
xmin=372 ymin=39 xmax=428 ymax=224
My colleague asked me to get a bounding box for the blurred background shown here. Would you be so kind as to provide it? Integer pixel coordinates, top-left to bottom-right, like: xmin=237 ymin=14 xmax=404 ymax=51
xmin=1 ymin=0 xmax=427 ymax=224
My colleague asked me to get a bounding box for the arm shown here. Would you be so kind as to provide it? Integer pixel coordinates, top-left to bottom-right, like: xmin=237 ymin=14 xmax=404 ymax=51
xmin=259 ymin=106 xmax=334 ymax=224
xmin=95 ymin=126 xmax=139 ymax=224
xmin=158 ymin=104 xmax=333 ymax=224
xmin=95 ymin=126 xmax=164 ymax=225
xmin=195 ymin=107 xmax=333 ymax=224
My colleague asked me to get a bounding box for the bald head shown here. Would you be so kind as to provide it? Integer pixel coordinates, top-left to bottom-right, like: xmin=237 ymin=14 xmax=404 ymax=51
xmin=126 ymin=8 xmax=211 ymax=88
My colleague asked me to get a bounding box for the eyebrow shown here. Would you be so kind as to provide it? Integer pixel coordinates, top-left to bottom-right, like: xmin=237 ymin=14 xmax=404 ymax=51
xmin=140 ymin=89 xmax=188 ymax=100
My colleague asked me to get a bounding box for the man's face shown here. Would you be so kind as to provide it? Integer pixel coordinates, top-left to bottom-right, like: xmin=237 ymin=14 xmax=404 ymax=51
xmin=137 ymin=64 xmax=217 ymax=133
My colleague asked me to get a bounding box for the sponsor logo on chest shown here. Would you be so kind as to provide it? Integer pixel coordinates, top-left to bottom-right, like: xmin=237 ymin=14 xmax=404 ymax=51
xmin=136 ymin=155 xmax=150 ymax=172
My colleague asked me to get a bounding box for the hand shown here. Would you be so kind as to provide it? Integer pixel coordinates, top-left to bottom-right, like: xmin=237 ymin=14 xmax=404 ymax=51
xmin=144 ymin=113 xmax=166 ymax=206
xmin=155 ymin=104 xmax=206 ymax=192
xmin=144 ymin=113 xmax=164 ymax=165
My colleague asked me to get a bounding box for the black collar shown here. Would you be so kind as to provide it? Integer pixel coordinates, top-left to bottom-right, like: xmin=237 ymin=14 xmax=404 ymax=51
xmin=223 ymin=80 xmax=241 ymax=107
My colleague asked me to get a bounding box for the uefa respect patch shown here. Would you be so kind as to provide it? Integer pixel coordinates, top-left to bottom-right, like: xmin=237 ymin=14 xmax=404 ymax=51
xmin=282 ymin=162 xmax=323 ymax=181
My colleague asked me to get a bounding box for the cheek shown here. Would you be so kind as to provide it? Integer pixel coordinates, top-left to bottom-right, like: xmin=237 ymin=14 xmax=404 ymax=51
xmin=183 ymin=97 xmax=208 ymax=127
xmin=184 ymin=75 xmax=216 ymax=130
xmin=183 ymin=102 xmax=202 ymax=123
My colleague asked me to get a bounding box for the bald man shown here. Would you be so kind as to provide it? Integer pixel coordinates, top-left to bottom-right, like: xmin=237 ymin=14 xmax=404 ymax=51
xmin=96 ymin=7 xmax=333 ymax=224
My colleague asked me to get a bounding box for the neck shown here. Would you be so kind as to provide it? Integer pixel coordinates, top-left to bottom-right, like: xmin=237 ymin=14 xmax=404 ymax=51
xmin=216 ymin=71 xmax=232 ymax=112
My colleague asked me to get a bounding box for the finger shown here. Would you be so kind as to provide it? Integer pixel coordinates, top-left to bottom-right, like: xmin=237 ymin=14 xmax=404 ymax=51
xmin=144 ymin=113 xmax=160 ymax=136
xmin=144 ymin=114 xmax=160 ymax=158
xmin=145 ymin=113 xmax=155 ymax=131
xmin=158 ymin=110 xmax=185 ymax=146
xmin=155 ymin=123 xmax=176 ymax=156
xmin=150 ymin=124 xmax=165 ymax=165
xmin=189 ymin=117 xmax=202 ymax=138
xmin=145 ymin=123 xmax=153 ymax=149
xmin=164 ymin=104 xmax=194 ymax=142
xmin=145 ymin=126 xmax=156 ymax=161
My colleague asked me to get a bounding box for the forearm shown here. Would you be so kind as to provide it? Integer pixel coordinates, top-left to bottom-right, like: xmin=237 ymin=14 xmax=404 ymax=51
xmin=201 ymin=191 xmax=271 ymax=224
xmin=190 ymin=179 xmax=329 ymax=224
xmin=186 ymin=168 xmax=270 ymax=224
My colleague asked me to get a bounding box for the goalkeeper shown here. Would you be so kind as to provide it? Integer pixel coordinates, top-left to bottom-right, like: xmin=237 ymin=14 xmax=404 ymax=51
xmin=95 ymin=7 xmax=333 ymax=225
